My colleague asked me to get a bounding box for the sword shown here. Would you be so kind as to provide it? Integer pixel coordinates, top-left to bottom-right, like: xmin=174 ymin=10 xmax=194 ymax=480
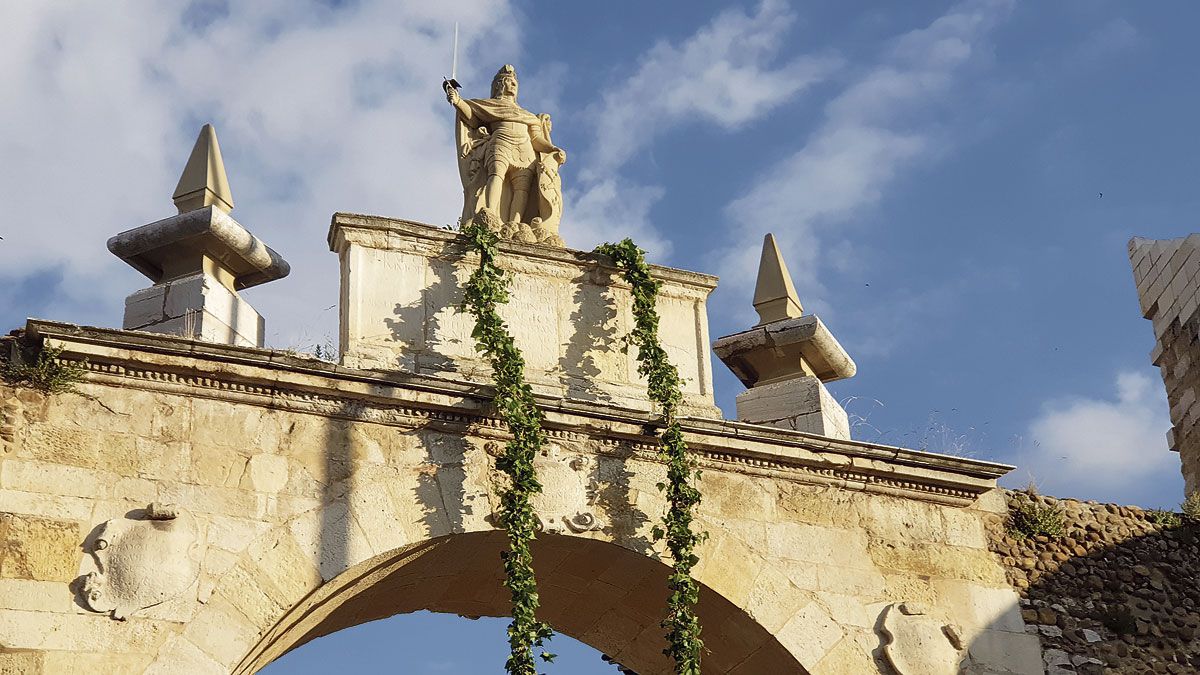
xmin=442 ymin=22 xmax=461 ymax=93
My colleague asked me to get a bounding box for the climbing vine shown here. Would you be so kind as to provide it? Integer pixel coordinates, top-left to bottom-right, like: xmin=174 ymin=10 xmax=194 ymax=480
xmin=595 ymin=239 xmax=705 ymax=675
xmin=460 ymin=215 xmax=555 ymax=674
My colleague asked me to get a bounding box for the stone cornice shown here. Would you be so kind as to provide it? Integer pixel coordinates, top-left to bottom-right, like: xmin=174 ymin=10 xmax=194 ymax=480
xmin=22 ymin=320 xmax=1012 ymax=506
xmin=328 ymin=212 xmax=720 ymax=294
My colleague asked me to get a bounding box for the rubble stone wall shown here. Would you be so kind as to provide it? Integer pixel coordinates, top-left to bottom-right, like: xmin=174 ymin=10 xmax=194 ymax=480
xmin=988 ymin=490 xmax=1200 ymax=675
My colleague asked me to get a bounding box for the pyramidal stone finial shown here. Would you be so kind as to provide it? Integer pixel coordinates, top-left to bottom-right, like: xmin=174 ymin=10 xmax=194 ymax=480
xmin=753 ymin=233 xmax=804 ymax=325
xmin=172 ymin=124 xmax=234 ymax=214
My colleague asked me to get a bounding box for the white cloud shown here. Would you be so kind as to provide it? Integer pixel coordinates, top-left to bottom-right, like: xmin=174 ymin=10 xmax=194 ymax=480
xmin=581 ymin=0 xmax=839 ymax=181
xmin=0 ymin=1 xmax=521 ymax=347
xmin=712 ymin=0 xmax=1013 ymax=325
xmin=564 ymin=0 xmax=838 ymax=254
xmin=1018 ymin=371 xmax=1180 ymax=505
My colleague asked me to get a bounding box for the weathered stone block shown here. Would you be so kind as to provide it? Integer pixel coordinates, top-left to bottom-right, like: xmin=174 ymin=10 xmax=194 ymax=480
xmin=329 ymin=214 xmax=720 ymax=416
xmin=123 ymin=272 xmax=264 ymax=348
xmin=0 ymin=513 xmax=80 ymax=582
xmin=735 ymin=376 xmax=850 ymax=439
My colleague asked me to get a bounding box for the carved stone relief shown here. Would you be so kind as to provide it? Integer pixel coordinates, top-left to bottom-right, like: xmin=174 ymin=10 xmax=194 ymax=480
xmin=530 ymin=444 xmax=603 ymax=534
xmin=79 ymin=502 xmax=200 ymax=620
xmin=880 ymin=602 xmax=964 ymax=675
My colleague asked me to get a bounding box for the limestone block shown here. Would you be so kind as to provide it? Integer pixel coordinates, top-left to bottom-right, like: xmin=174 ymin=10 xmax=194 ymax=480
xmin=735 ymin=376 xmax=850 ymax=439
xmin=776 ymin=601 xmax=845 ymax=669
xmin=212 ymin=563 xmax=284 ymax=630
xmin=767 ymin=522 xmax=871 ymax=569
xmin=181 ymin=594 xmax=258 ymax=668
xmin=692 ymin=534 xmax=765 ymax=608
xmin=811 ymin=634 xmax=879 ymax=675
xmin=41 ymin=650 xmax=153 ymax=674
xmin=0 ymin=579 xmax=73 ymax=613
xmin=330 ymin=214 xmax=720 ymax=416
xmin=0 ymin=512 xmax=80 ymax=582
xmin=0 ymin=649 xmax=44 ymax=674
xmin=0 ymin=609 xmax=172 ymax=653
xmin=933 ymin=580 xmax=1024 ymax=636
xmin=242 ymin=454 xmax=289 ymax=493
xmin=964 ymin=629 xmax=1044 ymax=675
xmin=286 ymin=503 xmax=374 ymax=582
xmin=123 ymin=272 xmax=263 ymax=348
xmin=149 ymin=638 xmax=228 ymax=675
xmin=0 ymin=488 xmax=93 ymax=521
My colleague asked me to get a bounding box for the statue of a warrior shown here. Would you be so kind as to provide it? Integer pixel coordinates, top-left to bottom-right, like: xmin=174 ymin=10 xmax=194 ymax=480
xmin=445 ymin=64 xmax=567 ymax=247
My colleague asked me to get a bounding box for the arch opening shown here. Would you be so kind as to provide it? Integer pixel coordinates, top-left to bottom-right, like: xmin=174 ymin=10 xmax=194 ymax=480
xmin=241 ymin=531 xmax=806 ymax=675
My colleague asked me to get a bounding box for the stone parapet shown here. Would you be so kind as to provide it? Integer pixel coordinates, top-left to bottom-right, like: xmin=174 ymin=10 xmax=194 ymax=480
xmin=328 ymin=213 xmax=720 ymax=417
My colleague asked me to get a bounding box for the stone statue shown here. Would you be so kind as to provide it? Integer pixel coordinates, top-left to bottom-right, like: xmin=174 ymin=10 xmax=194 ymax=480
xmin=445 ymin=64 xmax=567 ymax=247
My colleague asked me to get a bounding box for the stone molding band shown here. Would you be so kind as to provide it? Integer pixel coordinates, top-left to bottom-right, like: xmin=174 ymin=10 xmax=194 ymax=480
xmin=25 ymin=319 xmax=1010 ymax=506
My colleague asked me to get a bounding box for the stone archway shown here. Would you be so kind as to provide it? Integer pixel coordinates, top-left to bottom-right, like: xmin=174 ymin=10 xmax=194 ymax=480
xmin=2 ymin=322 xmax=1037 ymax=675
xmin=141 ymin=495 xmax=810 ymax=675
xmin=237 ymin=531 xmax=805 ymax=674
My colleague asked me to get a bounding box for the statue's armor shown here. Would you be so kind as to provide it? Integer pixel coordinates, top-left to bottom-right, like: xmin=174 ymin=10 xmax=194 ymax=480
xmin=485 ymin=121 xmax=536 ymax=189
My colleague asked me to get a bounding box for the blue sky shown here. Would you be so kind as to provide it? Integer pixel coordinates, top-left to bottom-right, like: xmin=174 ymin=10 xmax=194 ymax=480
xmin=3 ymin=1 xmax=1199 ymax=671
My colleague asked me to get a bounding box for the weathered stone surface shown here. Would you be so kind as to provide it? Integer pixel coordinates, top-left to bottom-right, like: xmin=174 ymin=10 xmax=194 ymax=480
xmin=0 ymin=513 xmax=79 ymax=582
xmin=446 ymin=65 xmax=567 ymax=246
xmin=79 ymin=504 xmax=201 ymax=620
xmin=735 ymin=376 xmax=850 ymax=439
xmin=1129 ymin=235 xmax=1200 ymax=493
xmin=880 ymin=602 xmax=963 ymax=675
xmin=989 ymin=489 xmax=1200 ymax=675
xmin=329 ymin=215 xmax=720 ymax=416
xmin=0 ymin=319 xmax=1029 ymax=674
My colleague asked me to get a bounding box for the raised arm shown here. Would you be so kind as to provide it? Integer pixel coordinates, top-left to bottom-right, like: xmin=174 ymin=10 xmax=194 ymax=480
xmin=445 ymin=85 xmax=472 ymax=121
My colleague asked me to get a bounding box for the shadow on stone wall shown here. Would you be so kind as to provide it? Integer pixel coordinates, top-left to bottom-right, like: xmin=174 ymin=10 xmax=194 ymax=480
xmin=320 ymin=402 xmax=356 ymax=578
xmin=384 ymin=252 xmax=461 ymax=374
xmin=415 ymin=430 xmax=470 ymax=537
xmin=987 ymin=490 xmax=1200 ymax=675
xmin=559 ymin=269 xmax=618 ymax=404
xmin=589 ymin=440 xmax=652 ymax=557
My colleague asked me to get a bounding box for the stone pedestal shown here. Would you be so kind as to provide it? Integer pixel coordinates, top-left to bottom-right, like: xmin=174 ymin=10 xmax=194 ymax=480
xmin=122 ymin=271 xmax=263 ymax=348
xmin=328 ymin=213 xmax=721 ymax=416
xmin=735 ymin=376 xmax=850 ymax=439
xmin=108 ymin=206 xmax=289 ymax=348
xmin=714 ymin=233 xmax=857 ymax=440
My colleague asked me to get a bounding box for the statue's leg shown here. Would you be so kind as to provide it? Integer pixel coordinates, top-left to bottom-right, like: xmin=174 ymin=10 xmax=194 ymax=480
xmin=484 ymin=154 xmax=508 ymax=218
xmin=509 ymin=167 xmax=534 ymax=225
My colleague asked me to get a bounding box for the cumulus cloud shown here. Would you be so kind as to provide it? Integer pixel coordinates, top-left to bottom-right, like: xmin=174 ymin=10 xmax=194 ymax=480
xmin=0 ymin=1 xmax=520 ymax=347
xmin=712 ymin=0 xmax=1013 ymax=325
xmin=1018 ymin=371 xmax=1180 ymax=506
xmin=565 ymin=0 xmax=838 ymax=254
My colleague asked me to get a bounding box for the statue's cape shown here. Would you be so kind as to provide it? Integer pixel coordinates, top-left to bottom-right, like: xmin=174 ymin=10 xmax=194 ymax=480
xmin=462 ymin=97 xmax=541 ymax=126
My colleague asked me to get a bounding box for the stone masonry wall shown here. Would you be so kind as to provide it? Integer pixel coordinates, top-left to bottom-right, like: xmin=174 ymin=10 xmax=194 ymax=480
xmin=988 ymin=490 xmax=1200 ymax=675
xmin=1129 ymin=235 xmax=1200 ymax=494
xmin=0 ymin=324 xmax=1039 ymax=674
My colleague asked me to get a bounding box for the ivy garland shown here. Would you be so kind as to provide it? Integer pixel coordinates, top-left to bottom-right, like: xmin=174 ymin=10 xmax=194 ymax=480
xmin=595 ymin=239 xmax=706 ymax=675
xmin=460 ymin=216 xmax=555 ymax=674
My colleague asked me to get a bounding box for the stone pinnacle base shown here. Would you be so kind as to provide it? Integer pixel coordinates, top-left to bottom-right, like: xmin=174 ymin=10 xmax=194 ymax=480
xmin=122 ymin=271 xmax=263 ymax=348
xmin=735 ymin=376 xmax=850 ymax=440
